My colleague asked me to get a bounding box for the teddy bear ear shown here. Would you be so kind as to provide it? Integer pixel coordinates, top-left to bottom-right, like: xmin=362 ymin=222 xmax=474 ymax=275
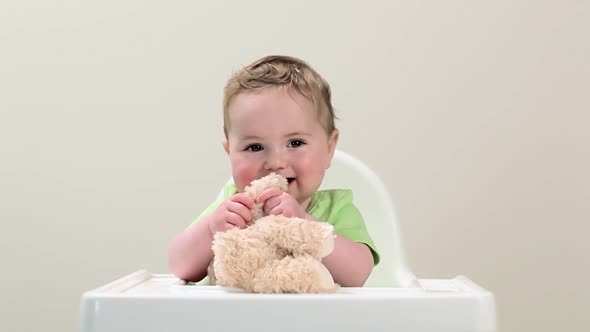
xmin=247 ymin=173 xmax=288 ymax=196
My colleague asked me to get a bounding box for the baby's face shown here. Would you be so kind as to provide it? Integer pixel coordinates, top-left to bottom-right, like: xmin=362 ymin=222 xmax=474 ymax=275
xmin=224 ymin=87 xmax=338 ymax=209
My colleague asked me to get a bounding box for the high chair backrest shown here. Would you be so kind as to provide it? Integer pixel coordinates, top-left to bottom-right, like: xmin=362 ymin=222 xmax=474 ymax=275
xmin=319 ymin=150 xmax=415 ymax=287
xmin=218 ymin=150 xmax=415 ymax=287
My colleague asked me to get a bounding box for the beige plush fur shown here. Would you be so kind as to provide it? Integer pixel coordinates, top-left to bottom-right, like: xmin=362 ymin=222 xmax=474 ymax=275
xmin=210 ymin=173 xmax=338 ymax=293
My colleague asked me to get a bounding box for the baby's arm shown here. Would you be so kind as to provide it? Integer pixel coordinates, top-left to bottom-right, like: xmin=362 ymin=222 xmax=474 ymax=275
xmin=167 ymin=217 xmax=214 ymax=282
xmin=305 ymin=215 xmax=374 ymax=287
xmin=168 ymin=193 xmax=255 ymax=282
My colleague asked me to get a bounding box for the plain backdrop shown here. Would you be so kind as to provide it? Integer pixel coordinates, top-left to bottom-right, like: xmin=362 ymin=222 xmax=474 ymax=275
xmin=1 ymin=1 xmax=588 ymax=331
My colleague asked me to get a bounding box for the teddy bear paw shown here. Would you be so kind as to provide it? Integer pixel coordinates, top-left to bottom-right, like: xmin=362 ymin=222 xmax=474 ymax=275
xmin=311 ymin=259 xmax=337 ymax=292
xmin=318 ymin=223 xmax=335 ymax=258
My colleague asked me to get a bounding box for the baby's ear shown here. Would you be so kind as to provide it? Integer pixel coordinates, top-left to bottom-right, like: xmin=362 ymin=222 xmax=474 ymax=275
xmin=222 ymin=138 xmax=230 ymax=155
xmin=326 ymin=129 xmax=339 ymax=168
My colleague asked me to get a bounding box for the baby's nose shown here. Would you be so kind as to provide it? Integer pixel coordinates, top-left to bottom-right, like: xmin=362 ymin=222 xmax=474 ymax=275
xmin=264 ymin=151 xmax=287 ymax=170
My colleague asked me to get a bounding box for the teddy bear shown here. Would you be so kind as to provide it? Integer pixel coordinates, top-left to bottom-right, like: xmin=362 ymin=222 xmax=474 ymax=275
xmin=209 ymin=173 xmax=338 ymax=293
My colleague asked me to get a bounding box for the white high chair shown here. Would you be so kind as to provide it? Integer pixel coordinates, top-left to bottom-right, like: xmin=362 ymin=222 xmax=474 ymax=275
xmin=80 ymin=150 xmax=496 ymax=332
xmin=320 ymin=150 xmax=414 ymax=287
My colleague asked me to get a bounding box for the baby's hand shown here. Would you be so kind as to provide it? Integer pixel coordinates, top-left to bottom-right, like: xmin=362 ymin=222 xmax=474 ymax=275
xmin=257 ymin=188 xmax=308 ymax=219
xmin=209 ymin=193 xmax=255 ymax=235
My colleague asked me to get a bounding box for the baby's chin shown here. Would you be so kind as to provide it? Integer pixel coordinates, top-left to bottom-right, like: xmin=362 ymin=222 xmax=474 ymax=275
xmin=288 ymin=186 xmax=312 ymax=206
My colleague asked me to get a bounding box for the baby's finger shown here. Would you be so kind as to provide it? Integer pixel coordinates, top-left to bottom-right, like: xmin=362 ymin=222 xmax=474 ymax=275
xmin=268 ymin=206 xmax=283 ymax=217
xmin=227 ymin=201 xmax=252 ymax=223
xmin=263 ymin=196 xmax=281 ymax=215
xmin=231 ymin=193 xmax=256 ymax=209
xmin=257 ymin=188 xmax=283 ymax=203
xmin=222 ymin=223 xmax=236 ymax=232
xmin=225 ymin=212 xmax=247 ymax=229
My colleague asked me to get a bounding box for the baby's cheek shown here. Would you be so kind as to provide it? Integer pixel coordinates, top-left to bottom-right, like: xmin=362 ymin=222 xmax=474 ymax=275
xmin=232 ymin=165 xmax=258 ymax=191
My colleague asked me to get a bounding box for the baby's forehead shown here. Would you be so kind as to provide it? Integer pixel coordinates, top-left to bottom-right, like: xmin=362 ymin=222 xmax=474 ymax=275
xmin=231 ymin=86 xmax=312 ymax=107
xmin=225 ymin=86 xmax=331 ymax=137
xmin=229 ymin=89 xmax=315 ymax=118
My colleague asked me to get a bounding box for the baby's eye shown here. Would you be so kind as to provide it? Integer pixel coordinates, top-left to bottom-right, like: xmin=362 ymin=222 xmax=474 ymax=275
xmin=245 ymin=144 xmax=263 ymax=152
xmin=288 ymin=139 xmax=306 ymax=148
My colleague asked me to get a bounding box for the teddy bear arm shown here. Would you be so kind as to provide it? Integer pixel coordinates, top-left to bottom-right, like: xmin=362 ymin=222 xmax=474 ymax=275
xmin=250 ymin=255 xmax=337 ymax=293
xmin=212 ymin=228 xmax=278 ymax=289
xmin=254 ymin=216 xmax=335 ymax=259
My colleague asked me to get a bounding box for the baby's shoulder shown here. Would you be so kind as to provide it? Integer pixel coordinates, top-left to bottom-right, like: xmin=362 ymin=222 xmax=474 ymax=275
xmin=313 ymin=188 xmax=354 ymax=203
xmin=310 ymin=189 xmax=356 ymax=215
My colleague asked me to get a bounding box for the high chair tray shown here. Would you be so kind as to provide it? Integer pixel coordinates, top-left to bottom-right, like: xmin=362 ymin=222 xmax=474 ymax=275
xmin=80 ymin=270 xmax=496 ymax=332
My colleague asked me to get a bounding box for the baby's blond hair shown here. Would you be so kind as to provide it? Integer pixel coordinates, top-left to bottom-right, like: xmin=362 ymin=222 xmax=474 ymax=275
xmin=223 ymin=55 xmax=336 ymax=138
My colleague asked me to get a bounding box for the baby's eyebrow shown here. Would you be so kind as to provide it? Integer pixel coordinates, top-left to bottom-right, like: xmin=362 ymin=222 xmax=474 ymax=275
xmin=284 ymin=131 xmax=311 ymax=137
xmin=238 ymin=132 xmax=311 ymax=140
xmin=239 ymin=135 xmax=263 ymax=141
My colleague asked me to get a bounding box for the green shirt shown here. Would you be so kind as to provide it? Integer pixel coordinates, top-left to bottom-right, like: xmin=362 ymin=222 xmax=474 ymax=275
xmin=192 ymin=183 xmax=380 ymax=265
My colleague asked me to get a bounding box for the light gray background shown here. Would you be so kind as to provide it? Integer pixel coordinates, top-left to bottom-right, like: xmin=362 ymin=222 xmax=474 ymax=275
xmin=1 ymin=1 xmax=588 ymax=331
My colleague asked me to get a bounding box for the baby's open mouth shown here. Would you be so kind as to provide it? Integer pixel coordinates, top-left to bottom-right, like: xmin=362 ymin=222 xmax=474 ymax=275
xmin=287 ymin=177 xmax=296 ymax=184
